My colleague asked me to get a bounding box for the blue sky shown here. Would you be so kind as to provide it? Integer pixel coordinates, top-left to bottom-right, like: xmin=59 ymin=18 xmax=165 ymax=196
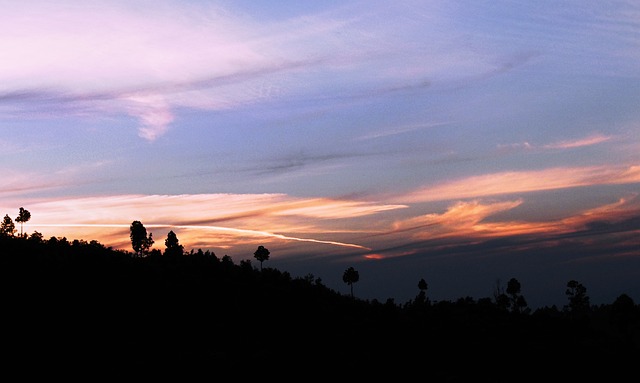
xmin=1 ymin=0 xmax=639 ymax=308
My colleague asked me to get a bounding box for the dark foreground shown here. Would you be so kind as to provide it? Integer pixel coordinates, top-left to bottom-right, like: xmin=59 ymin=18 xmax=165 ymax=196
xmin=2 ymin=236 xmax=638 ymax=381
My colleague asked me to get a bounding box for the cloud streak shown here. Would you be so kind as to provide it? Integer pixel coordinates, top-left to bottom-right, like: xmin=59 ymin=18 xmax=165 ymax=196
xmin=2 ymin=193 xmax=403 ymax=253
xmin=498 ymin=134 xmax=613 ymax=153
xmin=543 ymin=134 xmax=612 ymax=149
xmin=34 ymin=223 xmax=370 ymax=251
xmin=400 ymin=164 xmax=640 ymax=203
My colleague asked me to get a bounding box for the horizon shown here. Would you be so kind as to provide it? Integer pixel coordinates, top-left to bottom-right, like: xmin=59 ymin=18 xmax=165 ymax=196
xmin=1 ymin=0 xmax=639 ymax=310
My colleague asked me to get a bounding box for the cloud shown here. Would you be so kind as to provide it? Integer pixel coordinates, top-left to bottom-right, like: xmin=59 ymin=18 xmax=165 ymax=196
xmin=0 ymin=1 xmax=532 ymax=141
xmin=356 ymin=121 xmax=451 ymax=141
xmin=4 ymin=193 xmax=405 ymax=253
xmin=400 ymin=164 xmax=640 ymax=203
xmin=5 ymin=190 xmax=639 ymax=268
xmin=392 ymin=199 xmax=525 ymax=235
xmin=0 ymin=160 xmax=116 ymax=198
xmin=498 ymin=134 xmax=612 ymax=154
xmin=366 ymin=194 xmax=640 ymax=261
xmin=406 ymin=196 xmax=640 ymax=241
xmin=542 ymin=134 xmax=612 ymax=149
xmin=0 ymin=1 xmax=271 ymax=140
xmin=124 ymin=95 xmax=173 ymax=141
xmin=245 ymin=149 xmax=384 ymax=177
xmin=0 ymin=169 xmax=76 ymax=197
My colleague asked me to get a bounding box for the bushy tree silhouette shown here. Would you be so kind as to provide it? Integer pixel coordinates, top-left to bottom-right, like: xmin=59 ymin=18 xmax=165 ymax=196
xmin=0 ymin=214 xmax=16 ymax=237
xmin=253 ymin=245 xmax=270 ymax=271
xmin=29 ymin=231 xmax=43 ymax=242
xmin=129 ymin=220 xmax=154 ymax=257
xmin=342 ymin=266 xmax=359 ymax=297
xmin=164 ymin=230 xmax=184 ymax=257
xmin=506 ymin=277 xmax=529 ymax=314
xmin=565 ymin=280 xmax=590 ymax=318
xmin=418 ymin=278 xmax=428 ymax=292
xmin=609 ymin=293 xmax=637 ymax=334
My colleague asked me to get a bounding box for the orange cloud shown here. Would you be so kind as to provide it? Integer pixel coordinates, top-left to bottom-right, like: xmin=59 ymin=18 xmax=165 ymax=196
xmin=389 ymin=199 xmax=554 ymax=240
xmin=5 ymin=193 xmax=401 ymax=254
xmin=18 ymin=193 xmax=404 ymax=224
xmin=385 ymin=194 xmax=640 ymax=246
xmin=392 ymin=199 xmax=523 ymax=232
xmin=559 ymin=195 xmax=640 ymax=228
xmin=4 ymin=184 xmax=638 ymax=263
xmin=400 ymin=164 xmax=640 ymax=203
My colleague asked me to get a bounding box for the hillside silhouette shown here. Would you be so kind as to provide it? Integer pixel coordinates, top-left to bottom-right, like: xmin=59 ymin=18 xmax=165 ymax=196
xmin=1 ymin=233 xmax=639 ymax=380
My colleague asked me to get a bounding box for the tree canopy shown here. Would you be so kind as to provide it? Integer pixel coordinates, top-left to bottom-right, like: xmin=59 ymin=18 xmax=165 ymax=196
xmin=164 ymin=230 xmax=184 ymax=257
xmin=129 ymin=220 xmax=154 ymax=257
xmin=253 ymin=245 xmax=270 ymax=270
xmin=0 ymin=214 xmax=15 ymax=237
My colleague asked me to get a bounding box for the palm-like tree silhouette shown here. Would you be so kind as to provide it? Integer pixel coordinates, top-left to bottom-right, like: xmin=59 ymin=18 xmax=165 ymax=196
xmin=15 ymin=207 xmax=31 ymax=237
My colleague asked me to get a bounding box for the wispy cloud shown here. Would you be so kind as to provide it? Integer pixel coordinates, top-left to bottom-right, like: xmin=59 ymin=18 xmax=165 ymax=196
xmin=498 ymin=134 xmax=612 ymax=153
xmin=366 ymin=194 xmax=640 ymax=260
xmin=391 ymin=199 xmax=525 ymax=236
xmin=0 ymin=170 xmax=77 ymax=197
xmin=398 ymin=195 xmax=639 ymax=241
xmin=356 ymin=121 xmax=451 ymax=141
xmin=3 ymin=193 xmax=404 ymax=253
xmin=0 ymin=1 xmax=533 ymax=141
xmin=34 ymin=223 xmax=371 ymax=251
xmin=0 ymin=1 xmax=269 ymax=139
xmin=0 ymin=160 xmax=115 ymax=198
xmin=5 ymin=190 xmax=639 ymax=272
xmin=400 ymin=164 xmax=640 ymax=203
xmin=543 ymin=134 xmax=612 ymax=149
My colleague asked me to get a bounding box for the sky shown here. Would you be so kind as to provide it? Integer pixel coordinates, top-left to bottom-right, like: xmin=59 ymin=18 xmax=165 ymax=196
xmin=1 ymin=0 xmax=639 ymax=309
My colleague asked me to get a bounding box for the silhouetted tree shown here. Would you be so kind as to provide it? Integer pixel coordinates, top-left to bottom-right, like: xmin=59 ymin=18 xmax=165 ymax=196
xmin=493 ymin=278 xmax=509 ymax=311
xmin=414 ymin=278 xmax=429 ymax=305
xmin=0 ymin=214 xmax=16 ymax=237
xmin=164 ymin=230 xmax=184 ymax=257
xmin=129 ymin=220 xmax=154 ymax=257
xmin=342 ymin=266 xmax=359 ymax=298
xmin=253 ymin=245 xmax=270 ymax=271
xmin=28 ymin=231 xmax=43 ymax=243
xmin=418 ymin=278 xmax=428 ymax=292
xmin=15 ymin=207 xmax=31 ymax=238
xmin=564 ymin=280 xmax=590 ymax=318
xmin=609 ymin=294 xmax=637 ymax=334
xmin=240 ymin=259 xmax=253 ymax=271
xmin=506 ymin=277 xmax=529 ymax=314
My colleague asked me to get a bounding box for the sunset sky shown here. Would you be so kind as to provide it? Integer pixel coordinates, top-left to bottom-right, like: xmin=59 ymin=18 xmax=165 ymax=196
xmin=1 ymin=0 xmax=639 ymax=309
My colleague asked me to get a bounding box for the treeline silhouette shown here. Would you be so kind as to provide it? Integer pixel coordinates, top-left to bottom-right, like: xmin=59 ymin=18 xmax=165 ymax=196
xmin=1 ymin=231 xmax=639 ymax=380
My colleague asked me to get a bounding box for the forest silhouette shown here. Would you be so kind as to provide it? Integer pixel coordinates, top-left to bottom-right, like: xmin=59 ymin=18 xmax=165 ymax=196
xmin=1 ymin=213 xmax=639 ymax=380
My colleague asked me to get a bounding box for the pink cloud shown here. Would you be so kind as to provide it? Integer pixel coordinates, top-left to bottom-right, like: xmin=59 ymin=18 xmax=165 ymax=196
xmin=374 ymin=194 xmax=640 ymax=257
xmin=543 ymin=134 xmax=611 ymax=149
xmin=6 ymin=193 xmax=402 ymax=254
xmin=400 ymin=164 xmax=640 ymax=203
